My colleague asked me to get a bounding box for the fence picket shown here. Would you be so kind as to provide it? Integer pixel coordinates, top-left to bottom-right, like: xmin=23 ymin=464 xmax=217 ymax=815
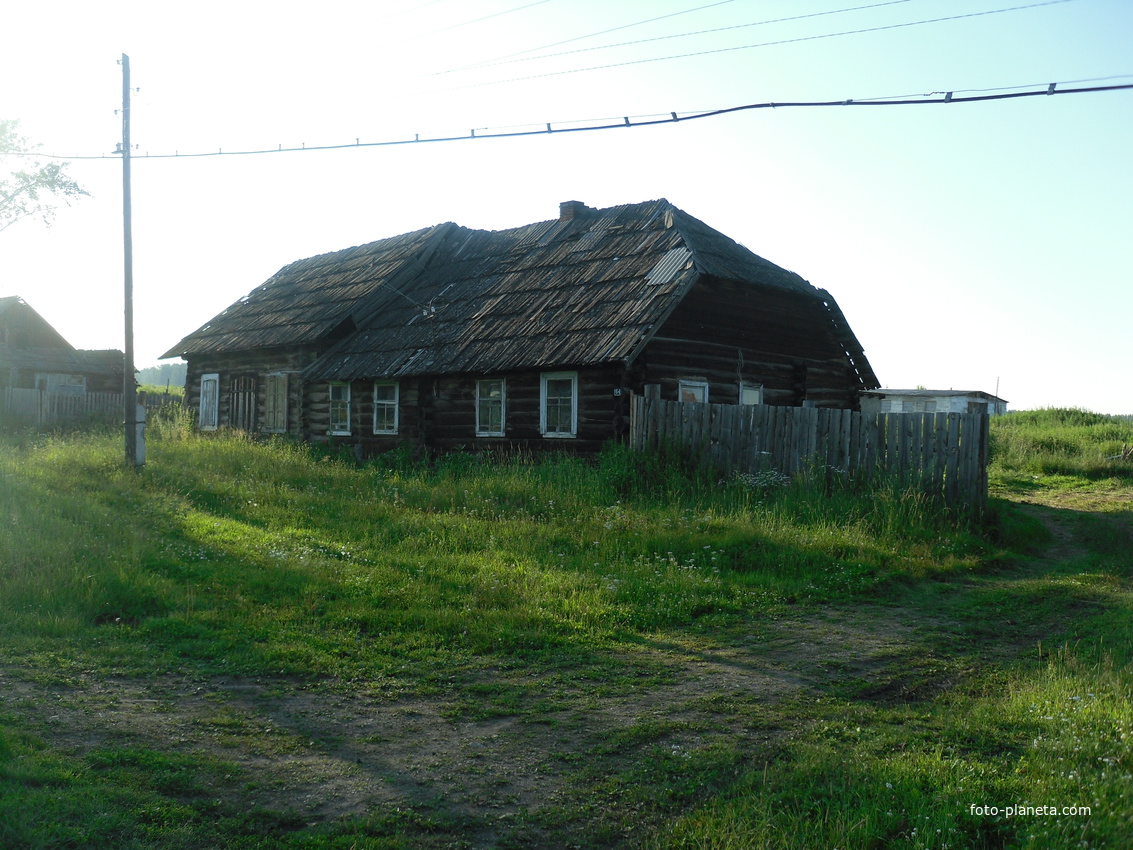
xmin=629 ymin=395 xmax=988 ymax=511
xmin=1 ymin=389 xmax=182 ymax=429
xmin=945 ymin=414 xmax=962 ymax=506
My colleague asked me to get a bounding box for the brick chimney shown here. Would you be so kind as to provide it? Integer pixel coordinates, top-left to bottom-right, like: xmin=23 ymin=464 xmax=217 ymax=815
xmin=559 ymin=200 xmax=590 ymax=221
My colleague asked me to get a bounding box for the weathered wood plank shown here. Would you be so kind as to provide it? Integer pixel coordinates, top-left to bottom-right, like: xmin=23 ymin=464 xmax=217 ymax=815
xmin=627 ymin=397 xmax=988 ymax=510
xmin=945 ymin=413 xmax=962 ymax=507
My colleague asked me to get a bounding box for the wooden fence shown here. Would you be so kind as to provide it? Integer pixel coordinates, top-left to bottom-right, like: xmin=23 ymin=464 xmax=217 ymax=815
xmin=1 ymin=389 xmax=180 ymax=428
xmin=629 ymin=394 xmax=990 ymax=511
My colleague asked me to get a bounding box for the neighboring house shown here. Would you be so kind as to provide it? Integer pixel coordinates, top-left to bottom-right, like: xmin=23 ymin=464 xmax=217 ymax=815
xmin=0 ymin=296 xmax=124 ymax=395
xmin=163 ymin=199 xmax=880 ymax=455
xmin=860 ymin=389 xmax=1008 ymax=416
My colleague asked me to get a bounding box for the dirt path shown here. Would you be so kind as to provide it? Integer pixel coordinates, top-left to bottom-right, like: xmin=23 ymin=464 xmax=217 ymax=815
xmin=1 ymin=607 xmax=929 ymax=845
xmin=1011 ymin=486 xmax=1133 ymax=567
xmin=5 ymin=493 xmax=1127 ymax=846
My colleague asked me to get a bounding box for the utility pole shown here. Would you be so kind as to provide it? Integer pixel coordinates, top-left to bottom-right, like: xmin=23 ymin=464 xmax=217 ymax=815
xmin=120 ymin=53 xmax=141 ymax=467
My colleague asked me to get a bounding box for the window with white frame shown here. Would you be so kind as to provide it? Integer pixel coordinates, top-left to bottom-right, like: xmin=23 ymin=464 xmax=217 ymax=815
xmin=35 ymin=373 xmax=86 ymax=396
xmin=678 ymin=379 xmax=709 ymax=404
xmin=264 ymin=373 xmax=288 ymax=432
xmin=373 ymin=381 xmax=399 ymax=434
xmin=200 ymin=373 xmax=220 ymax=430
xmin=540 ymin=371 xmax=577 ymax=438
xmin=739 ymin=383 xmax=763 ymax=406
xmin=476 ymin=378 xmax=505 ymax=437
xmin=329 ymin=382 xmax=351 ymax=435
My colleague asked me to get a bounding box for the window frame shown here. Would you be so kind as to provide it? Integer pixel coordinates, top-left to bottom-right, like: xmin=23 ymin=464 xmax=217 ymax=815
xmin=35 ymin=373 xmax=86 ymax=396
xmin=200 ymin=373 xmax=220 ymax=431
xmin=475 ymin=378 xmax=506 ymax=437
xmin=539 ymin=371 xmax=578 ymax=438
xmin=264 ymin=372 xmax=288 ymax=433
xmin=678 ymin=379 xmax=709 ymax=404
xmin=328 ymin=382 xmax=352 ymax=436
xmin=739 ymin=383 xmax=763 ymax=406
xmin=372 ymin=381 xmax=399 ymax=434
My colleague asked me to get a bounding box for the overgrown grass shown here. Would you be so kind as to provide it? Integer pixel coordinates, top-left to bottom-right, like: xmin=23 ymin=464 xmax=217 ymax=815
xmin=650 ymin=409 xmax=1133 ymax=849
xmin=0 ymin=435 xmax=988 ymax=681
xmin=1 ymin=416 xmax=1129 ymax=847
xmin=651 ymin=642 xmax=1131 ymax=849
xmin=990 ymin=407 xmax=1133 ymax=484
xmin=138 ymin=383 xmax=185 ymax=398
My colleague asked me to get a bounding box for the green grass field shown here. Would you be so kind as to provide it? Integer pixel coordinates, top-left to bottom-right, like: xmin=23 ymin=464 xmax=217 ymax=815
xmin=1 ymin=409 xmax=1130 ymax=848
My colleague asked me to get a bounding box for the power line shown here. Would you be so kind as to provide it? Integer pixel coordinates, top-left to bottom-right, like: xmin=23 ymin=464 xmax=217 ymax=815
xmin=373 ymin=0 xmax=453 ymax=24
xmin=428 ymin=0 xmax=1074 ymax=92
xmin=426 ymin=0 xmax=747 ymax=75
xmin=430 ymin=0 xmax=919 ymax=77
xmin=411 ymin=0 xmax=555 ymax=40
xmin=28 ymin=79 xmax=1133 ymax=162
xmin=859 ymin=73 xmax=1133 ymax=102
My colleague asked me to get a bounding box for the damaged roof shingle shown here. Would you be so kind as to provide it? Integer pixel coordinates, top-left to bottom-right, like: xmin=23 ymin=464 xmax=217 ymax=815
xmin=163 ymin=199 xmax=874 ymax=387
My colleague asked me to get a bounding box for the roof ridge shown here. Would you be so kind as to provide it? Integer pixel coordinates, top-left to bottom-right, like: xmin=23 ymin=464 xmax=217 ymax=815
xmin=163 ymin=198 xmax=872 ymax=392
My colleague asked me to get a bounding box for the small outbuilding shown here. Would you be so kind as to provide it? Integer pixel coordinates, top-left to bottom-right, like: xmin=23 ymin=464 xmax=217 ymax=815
xmin=163 ymin=199 xmax=880 ymax=455
xmin=0 ymin=296 xmax=124 ymax=396
xmin=859 ymin=389 xmax=1008 ymax=416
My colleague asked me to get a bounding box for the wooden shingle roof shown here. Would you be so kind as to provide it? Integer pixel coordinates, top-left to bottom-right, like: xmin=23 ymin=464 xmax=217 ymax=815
xmin=0 ymin=295 xmax=75 ymax=351
xmin=2 ymin=348 xmax=124 ymax=377
xmin=1 ymin=296 xmax=123 ymax=377
xmin=164 ymin=199 xmax=877 ymax=387
xmin=162 ymin=224 xmax=454 ymax=358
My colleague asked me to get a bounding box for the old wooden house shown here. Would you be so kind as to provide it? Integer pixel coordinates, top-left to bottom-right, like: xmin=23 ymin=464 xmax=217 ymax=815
xmin=163 ymin=199 xmax=879 ymax=454
xmin=0 ymin=296 xmax=124 ymax=396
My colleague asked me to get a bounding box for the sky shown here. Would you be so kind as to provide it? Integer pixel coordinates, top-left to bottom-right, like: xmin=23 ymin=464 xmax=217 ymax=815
xmin=1 ymin=0 xmax=1130 ymax=413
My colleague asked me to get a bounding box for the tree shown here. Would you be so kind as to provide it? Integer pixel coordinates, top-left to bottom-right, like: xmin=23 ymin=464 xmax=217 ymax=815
xmin=0 ymin=119 xmax=88 ymax=234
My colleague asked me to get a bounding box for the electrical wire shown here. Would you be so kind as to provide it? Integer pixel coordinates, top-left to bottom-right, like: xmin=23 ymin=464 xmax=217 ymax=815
xmin=411 ymin=0 xmax=555 ymax=40
xmin=427 ymin=0 xmax=747 ymax=75
xmin=10 ymin=0 xmax=1085 ymax=163
xmin=428 ymin=0 xmax=919 ymax=77
xmin=374 ymin=0 xmax=453 ymax=23
xmin=25 ymin=78 xmax=1132 ymax=162
xmin=857 ymin=73 xmax=1133 ymax=102
xmin=429 ymin=0 xmax=1077 ymax=91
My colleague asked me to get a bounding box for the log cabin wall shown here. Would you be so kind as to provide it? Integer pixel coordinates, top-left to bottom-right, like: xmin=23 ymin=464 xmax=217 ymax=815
xmin=82 ymin=371 xmax=124 ymax=394
xmin=184 ymin=346 xmax=318 ymax=434
xmin=305 ymin=377 xmax=421 ymax=449
xmin=167 ymin=200 xmax=879 ymax=452
xmin=304 ymin=364 xmax=626 ymax=457
xmin=640 ymin=276 xmax=863 ymax=409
